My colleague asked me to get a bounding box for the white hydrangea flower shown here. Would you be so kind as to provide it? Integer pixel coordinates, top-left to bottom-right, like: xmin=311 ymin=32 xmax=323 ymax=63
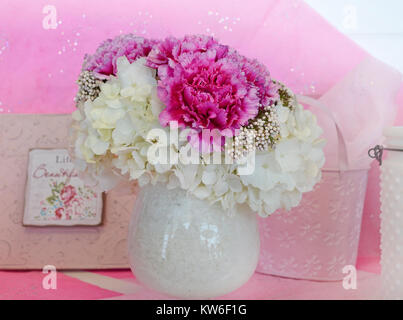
xmin=172 ymin=102 xmax=325 ymax=217
xmin=71 ymin=56 xmax=170 ymax=189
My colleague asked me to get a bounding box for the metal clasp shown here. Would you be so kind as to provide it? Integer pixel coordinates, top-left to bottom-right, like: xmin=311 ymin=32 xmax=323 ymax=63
xmin=368 ymin=145 xmax=384 ymax=166
xmin=369 ymin=145 xmax=403 ymax=166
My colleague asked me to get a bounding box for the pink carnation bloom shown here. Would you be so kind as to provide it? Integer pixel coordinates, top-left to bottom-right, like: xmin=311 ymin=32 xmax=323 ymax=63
xmin=83 ymin=34 xmax=158 ymax=77
xmin=147 ymin=35 xmax=277 ymax=137
xmin=238 ymin=55 xmax=279 ymax=108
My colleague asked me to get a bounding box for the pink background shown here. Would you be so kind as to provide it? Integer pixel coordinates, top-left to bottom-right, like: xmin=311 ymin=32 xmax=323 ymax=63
xmin=1 ymin=0 xmax=402 ymax=264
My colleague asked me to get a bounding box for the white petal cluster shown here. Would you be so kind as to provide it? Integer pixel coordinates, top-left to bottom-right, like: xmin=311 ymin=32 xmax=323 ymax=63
xmin=239 ymin=103 xmax=325 ymax=216
xmin=174 ymin=102 xmax=325 ymax=217
xmin=72 ymin=56 xmax=325 ymax=217
xmin=71 ymin=56 xmax=170 ymax=191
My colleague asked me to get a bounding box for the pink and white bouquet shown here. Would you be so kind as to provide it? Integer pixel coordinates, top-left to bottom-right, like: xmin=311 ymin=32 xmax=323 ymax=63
xmin=71 ymin=34 xmax=325 ymax=216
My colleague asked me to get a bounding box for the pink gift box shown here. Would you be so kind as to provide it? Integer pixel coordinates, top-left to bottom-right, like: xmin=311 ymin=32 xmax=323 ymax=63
xmin=257 ymin=169 xmax=368 ymax=280
xmin=0 ymin=114 xmax=132 ymax=270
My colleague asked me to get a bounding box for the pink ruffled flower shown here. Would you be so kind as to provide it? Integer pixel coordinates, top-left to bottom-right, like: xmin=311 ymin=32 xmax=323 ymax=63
xmin=60 ymin=185 xmax=76 ymax=206
xmin=147 ymin=35 xmax=277 ymax=135
xmin=238 ymin=55 xmax=279 ymax=107
xmin=83 ymin=34 xmax=158 ymax=77
xmin=55 ymin=207 xmax=64 ymax=220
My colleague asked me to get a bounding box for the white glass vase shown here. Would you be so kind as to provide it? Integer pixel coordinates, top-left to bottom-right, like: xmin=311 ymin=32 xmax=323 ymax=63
xmin=128 ymin=183 xmax=260 ymax=299
xmin=380 ymin=127 xmax=403 ymax=299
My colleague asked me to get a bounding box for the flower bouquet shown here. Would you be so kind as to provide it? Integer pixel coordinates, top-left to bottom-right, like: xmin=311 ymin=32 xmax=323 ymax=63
xmin=71 ymin=34 xmax=325 ymax=298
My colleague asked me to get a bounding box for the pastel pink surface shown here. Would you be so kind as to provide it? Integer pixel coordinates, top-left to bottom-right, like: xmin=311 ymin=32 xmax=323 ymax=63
xmin=89 ymin=269 xmax=134 ymax=279
xmin=356 ymin=256 xmax=381 ymax=275
xmin=0 ymin=0 xmax=402 ymax=266
xmin=0 ymin=271 xmax=121 ymax=300
xmin=0 ymin=256 xmax=381 ymax=299
xmin=109 ymin=257 xmax=382 ymax=299
xmin=107 ymin=270 xmax=381 ymax=300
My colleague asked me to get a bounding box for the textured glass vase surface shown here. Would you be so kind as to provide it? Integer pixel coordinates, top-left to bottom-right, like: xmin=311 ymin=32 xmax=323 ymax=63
xmin=128 ymin=183 xmax=260 ymax=299
xmin=381 ymin=127 xmax=403 ymax=299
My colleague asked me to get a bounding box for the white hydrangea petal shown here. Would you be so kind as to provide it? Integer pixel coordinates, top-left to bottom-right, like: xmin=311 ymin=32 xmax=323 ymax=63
xmin=150 ymin=87 xmax=165 ymax=117
xmin=129 ymin=168 xmax=145 ymax=180
xmin=86 ymin=135 xmax=109 ymax=155
xmin=281 ymin=190 xmax=303 ymax=211
xmin=131 ymin=150 xmax=145 ymax=169
xmin=112 ymin=116 xmax=135 ymax=145
xmin=105 ymin=98 xmax=123 ymax=109
xmin=261 ymin=189 xmax=282 ymax=216
xmin=202 ymin=170 xmax=217 ymax=185
xmin=193 ymin=186 xmax=212 ymax=199
xmin=227 ymin=174 xmax=242 ymax=193
xmin=275 ymin=105 xmax=290 ymax=123
xmin=154 ymin=163 xmax=172 ymax=174
xmin=275 ymin=138 xmax=303 ymax=172
xmin=214 ymin=180 xmax=229 ymax=197
xmin=236 ymin=191 xmax=247 ymax=204
xmin=116 ymin=56 xmax=130 ymax=73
